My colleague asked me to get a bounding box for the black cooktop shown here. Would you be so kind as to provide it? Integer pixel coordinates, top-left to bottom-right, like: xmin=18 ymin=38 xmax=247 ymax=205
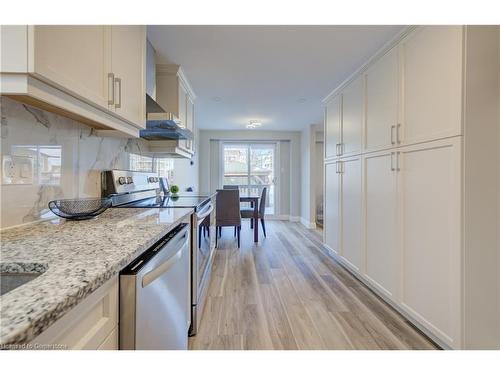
xmin=117 ymin=195 xmax=211 ymax=209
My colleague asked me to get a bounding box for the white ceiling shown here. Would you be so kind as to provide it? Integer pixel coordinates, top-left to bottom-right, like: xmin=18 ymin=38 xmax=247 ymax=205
xmin=147 ymin=26 xmax=405 ymax=131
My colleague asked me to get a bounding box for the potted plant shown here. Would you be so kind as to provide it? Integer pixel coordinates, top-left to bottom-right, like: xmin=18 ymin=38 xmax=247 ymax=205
xmin=169 ymin=184 xmax=180 ymax=197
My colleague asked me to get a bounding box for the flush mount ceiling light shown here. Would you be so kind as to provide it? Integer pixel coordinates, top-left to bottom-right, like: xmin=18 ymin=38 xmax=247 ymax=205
xmin=246 ymin=120 xmax=262 ymax=129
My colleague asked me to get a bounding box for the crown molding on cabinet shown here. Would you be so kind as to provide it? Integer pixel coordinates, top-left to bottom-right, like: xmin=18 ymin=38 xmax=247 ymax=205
xmin=322 ymin=25 xmax=417 ymax=104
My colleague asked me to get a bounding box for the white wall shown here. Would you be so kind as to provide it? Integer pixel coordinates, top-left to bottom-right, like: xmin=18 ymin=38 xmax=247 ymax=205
xmin=198 ymin=129 xmax=301 ymax=218
xmin=170 ymin=128 xmax=199 ymax=192
xmin=314 ymin=131 xmax=324 ymax=225
xmin=300 ymin=124 xmax=323 ymax=228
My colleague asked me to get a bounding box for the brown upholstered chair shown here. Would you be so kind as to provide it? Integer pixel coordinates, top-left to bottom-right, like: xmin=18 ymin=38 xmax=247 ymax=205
xmin=215 ymin=189 xmax=242 ymax=248
xmin=240 ymin=187 xmax=267 ymax=237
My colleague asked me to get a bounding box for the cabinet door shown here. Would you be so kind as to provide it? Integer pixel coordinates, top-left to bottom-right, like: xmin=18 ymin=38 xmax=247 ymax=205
xmin=111 ymin=25 xmax=146 ymax=128
xmin=365 ymin=47 xmax=399 ymax=152
xmin=364 ymin=151 xmax=399 ymax=298
xmin=341 ymin=76 xmax=364 ymax=155
xmin=340 ymin=156 xmax=362 ymax=270
xmin=178 ymin=82 xmax=187 ymax=128
xmin=32 ymin=26 xmax=111 ymax=109
xmin=324 ymin=162 xmax=341 ymax=254
xmin=324 ymin=95 xmax=341 ymax=159
xmin=401 ymin=26 xmax=463 ymax=145
xmin=185 ymin=94 xmax=195 ymax=152
xmin=399 ymin=137 xmax=461 ymax=347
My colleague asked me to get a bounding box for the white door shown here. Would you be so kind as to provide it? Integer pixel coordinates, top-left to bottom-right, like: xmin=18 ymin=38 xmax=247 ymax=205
xmin=324 ymin=161 xmax=341 ymax=254
xmin=340 ymin=156 xmax=363 ymax=270
xmin=324 ymin=95 xmax=341 ymax=159
xmin=341 ymin=76 xmax=364 ymax=156
xmin=32 ymin=26 xmax=111 ymax=110
xmin=401 ymin=26 xmax=463 ymax=145
xmin=110 ymin=26 xmax=146 ymax=128
xmin=365 ymin=46 xmax=399 ymax=152
xmin=398 ymin=137 xmax=461 ymax=348
xmin=364 ymin=150 xmax=399 ymax=298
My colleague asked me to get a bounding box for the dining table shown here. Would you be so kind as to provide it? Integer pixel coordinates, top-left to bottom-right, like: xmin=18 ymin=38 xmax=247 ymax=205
xmin=240 ymin=195 xmax=259 ymax=242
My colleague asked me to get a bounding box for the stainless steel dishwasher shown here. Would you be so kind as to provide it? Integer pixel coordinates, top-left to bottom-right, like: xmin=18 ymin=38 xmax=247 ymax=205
xmin=120 ymin=223 xmax=190 ymax=350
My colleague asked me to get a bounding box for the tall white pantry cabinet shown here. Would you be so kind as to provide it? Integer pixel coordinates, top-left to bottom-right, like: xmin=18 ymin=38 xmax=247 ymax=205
xmin=322 ymin=26 xmax=500 ymax=349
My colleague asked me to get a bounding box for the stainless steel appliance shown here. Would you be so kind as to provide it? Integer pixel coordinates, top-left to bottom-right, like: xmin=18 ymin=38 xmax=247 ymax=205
xmin=102 ymin=170 xmax=217 ymax=336
xmin=120 ymin=223 xmax=190 ymax=349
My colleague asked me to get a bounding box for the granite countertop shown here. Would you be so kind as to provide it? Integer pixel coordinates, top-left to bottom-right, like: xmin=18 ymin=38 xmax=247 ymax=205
xmin=0 ymin=207 xmax=194 ymax=346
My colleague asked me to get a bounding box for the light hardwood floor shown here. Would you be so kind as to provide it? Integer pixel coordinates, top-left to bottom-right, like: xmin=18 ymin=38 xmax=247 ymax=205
xmin=189 ymin=220 xmax=438 ymax=350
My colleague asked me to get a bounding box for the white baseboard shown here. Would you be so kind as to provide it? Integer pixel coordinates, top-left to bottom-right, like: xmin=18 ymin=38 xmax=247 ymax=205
xmin=299 ymin=217 xmax=317 ymax=229
xmin=288 ymin=216 xmax=301 ymax=222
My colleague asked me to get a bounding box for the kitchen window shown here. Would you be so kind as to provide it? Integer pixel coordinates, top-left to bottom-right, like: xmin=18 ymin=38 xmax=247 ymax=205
xmin=129 ymin=153 xmax=174 ymax=181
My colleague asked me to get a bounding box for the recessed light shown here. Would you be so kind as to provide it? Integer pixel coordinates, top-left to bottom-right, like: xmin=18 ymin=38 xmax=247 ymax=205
xmin=212 ymin=96 xmax=222 ymax=102
xmin=246 ymin=120 xmax=262 ymax=129
xmin=298 ymin=98 xmax=307 ymax=103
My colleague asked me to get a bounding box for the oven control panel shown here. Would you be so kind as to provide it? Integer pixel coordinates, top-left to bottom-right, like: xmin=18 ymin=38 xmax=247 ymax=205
xmin=102 ymin=170 xmax=160 ymax=196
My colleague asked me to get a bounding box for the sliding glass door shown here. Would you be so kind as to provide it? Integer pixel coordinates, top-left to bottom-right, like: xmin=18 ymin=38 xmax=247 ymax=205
xmin=222 ymin=142 xmax=277 ymax=215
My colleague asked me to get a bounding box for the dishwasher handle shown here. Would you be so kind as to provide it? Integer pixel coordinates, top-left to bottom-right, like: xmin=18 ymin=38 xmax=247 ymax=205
xmin=141 ymin=233 xmax=188 ymax=288
xmin=196 ymin=202 xmax=214 ymax=221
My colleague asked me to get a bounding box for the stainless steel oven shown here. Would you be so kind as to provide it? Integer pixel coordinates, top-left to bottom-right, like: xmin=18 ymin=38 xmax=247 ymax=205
xmin=190 ymin=195 xmax=216 ymax=336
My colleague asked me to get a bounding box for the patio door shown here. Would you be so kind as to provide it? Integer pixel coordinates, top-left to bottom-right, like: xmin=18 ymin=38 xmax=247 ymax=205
xmin=222 ymin=142 xmax=278 ymax=215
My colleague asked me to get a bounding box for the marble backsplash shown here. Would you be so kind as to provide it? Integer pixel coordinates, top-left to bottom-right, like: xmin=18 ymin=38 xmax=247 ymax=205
xmin=0 ymin=96 xmax=150 ymax=229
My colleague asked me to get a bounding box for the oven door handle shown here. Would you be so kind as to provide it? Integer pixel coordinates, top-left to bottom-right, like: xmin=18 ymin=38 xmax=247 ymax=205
xmin=196 ymin=203 xmax=214 ymax=221
xmin=141 ymin=235 xmax=187 ymax=288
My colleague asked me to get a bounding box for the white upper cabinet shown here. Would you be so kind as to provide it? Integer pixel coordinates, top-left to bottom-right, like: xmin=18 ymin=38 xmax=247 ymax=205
xmin=110 ymin=26 xmax=146 ymax=128
xmin=32 ymin=26 xmax=111 ymax=109
xmin=324 ymin=162 xmax=341 ymax=254
xmin=0 ymin=25 xmax=147 ymax=136
xmin=339 ymin=156 xmax=363 ymax=271
xmin=154 ymin=64 xmax=196 ymax=157
xmin=398 ymin=138 xmax=461 ymax=348
xmin=341 ymin=76 xmax=364 ymax=156
xmin=324 ymin=95 xmax=341 ymax=159
xmin=365 ymin=47 xmax=399 ymax=152
xmin=401 ymin=26 xmax=463 ymax=144
xmin=364 ymin=150 xmax=399 ymax=299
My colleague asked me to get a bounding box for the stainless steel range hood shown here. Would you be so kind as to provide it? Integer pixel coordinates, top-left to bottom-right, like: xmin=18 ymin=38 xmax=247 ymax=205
xmin=140 ymin=94 xmax=193 ymax=140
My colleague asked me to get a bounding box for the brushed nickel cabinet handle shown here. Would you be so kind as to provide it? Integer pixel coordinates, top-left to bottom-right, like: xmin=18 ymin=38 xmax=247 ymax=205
xmin=396 ymin=124 xmax=401 ymax=144
xmin=391 ymin=125 xmax=395 ymax=145
xmin=114 ymin=77 xmax=122 ymax=109
xmin=391 ymin=152 xmax=395 ymax=171
xmin=108 ymin=73 xmax=115 ymax=105
xmin=396 ymin=151 xmax=401 ymax=171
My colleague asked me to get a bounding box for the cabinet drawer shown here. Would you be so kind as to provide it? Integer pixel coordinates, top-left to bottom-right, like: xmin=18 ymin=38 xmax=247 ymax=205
xmin=30 ymin=276 xmax=118 ymax=350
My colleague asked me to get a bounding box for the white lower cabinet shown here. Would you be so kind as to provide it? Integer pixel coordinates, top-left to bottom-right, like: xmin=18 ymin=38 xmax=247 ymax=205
xmin=324 ymin=162 xmax=341 ymax=254
xmin=363 ymin=150 xmax=399 ymax=299
xmin=30 ymin=277 xmax=119 ymax=350
xmin=339 ymin=156 xmax=363 ymax=270
xmin=398 ymin=137 xmax=462 ymax=348
xmin=325 ymin=137 xmax=462 ymax=348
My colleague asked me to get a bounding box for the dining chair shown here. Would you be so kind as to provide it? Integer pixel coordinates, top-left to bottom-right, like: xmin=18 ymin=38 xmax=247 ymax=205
xmin=240 ymin=187 xmax=267 ymax=237
xmin=215 ymin=189 xmax=242 ymax=248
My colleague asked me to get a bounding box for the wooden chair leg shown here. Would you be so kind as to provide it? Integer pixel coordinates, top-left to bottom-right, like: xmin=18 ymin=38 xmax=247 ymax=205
xmin=234 ymin=226 xmax=236 ymax=237
xmin=250 ymin=218 xmax=253 ymax=229
xmin=215 ymin=229 xmax=218 ymax=248
xmin=261 ymin=219 xmax=267 ymax=237
xmin=237 ymin=226 xmax=241 ymax=248
xmin=199 ymin=228 xmax=202 ymax=248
